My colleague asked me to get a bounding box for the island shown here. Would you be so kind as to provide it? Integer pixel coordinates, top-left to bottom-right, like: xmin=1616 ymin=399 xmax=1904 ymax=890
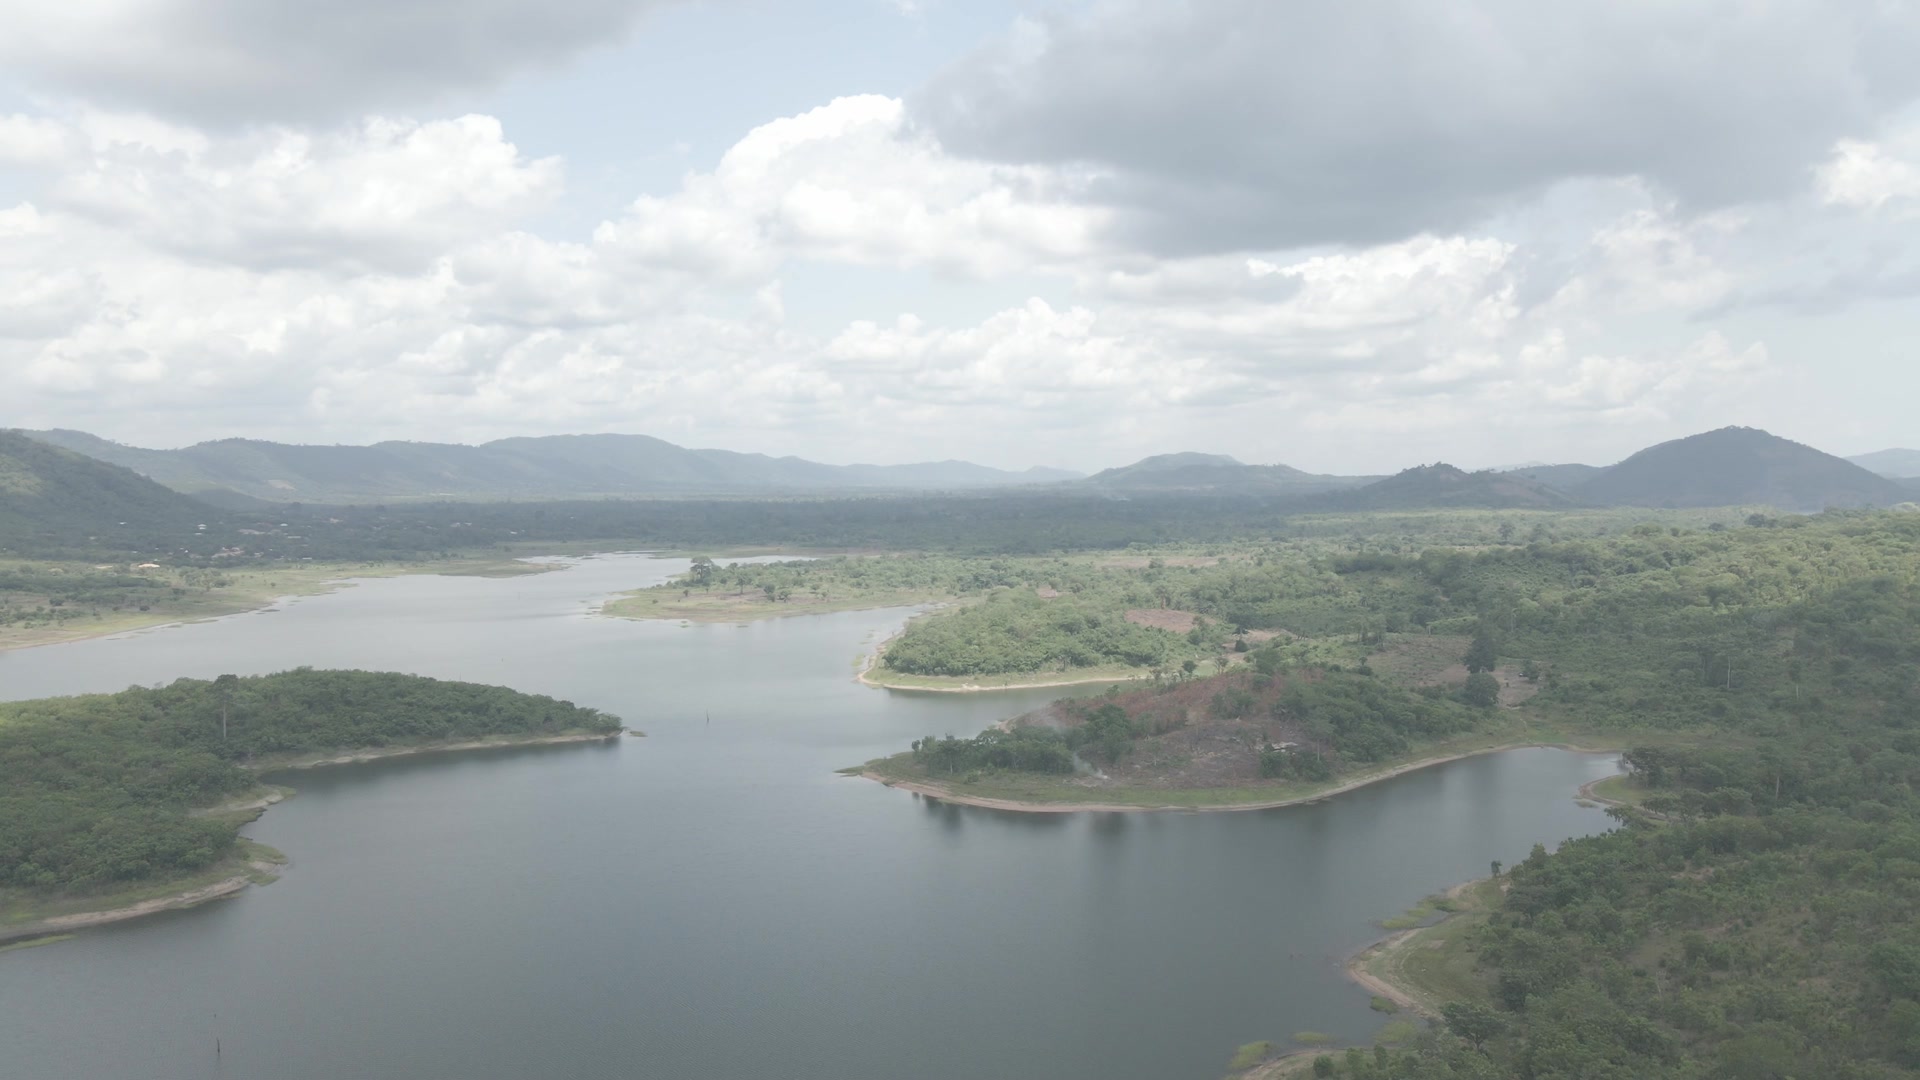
xmin=0 ymin=668 xmax=625 ymax=946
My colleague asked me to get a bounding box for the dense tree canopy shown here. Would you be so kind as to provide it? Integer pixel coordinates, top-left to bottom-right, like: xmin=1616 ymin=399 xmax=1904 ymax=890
xmin=0 ymin=670 xmax=620 ymax=896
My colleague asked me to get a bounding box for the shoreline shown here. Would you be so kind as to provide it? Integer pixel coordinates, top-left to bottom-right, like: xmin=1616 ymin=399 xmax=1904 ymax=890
xmin=258 ymin=730 xmax=621 ymax=771
xmin=0 ymin=858 xmax=285 ymax=946
xmin=0 ymin=730 xmax=622 ymax=949
xmin=1341 ymin=878 xmax=1484 ymax=1020
xmin=858 ymin=669 xmax=1147 ymax=694
xmin=861 ymin=741 xmax=1624 ymax=814
xmin=0 ymin=552 xmax=565 ymax=655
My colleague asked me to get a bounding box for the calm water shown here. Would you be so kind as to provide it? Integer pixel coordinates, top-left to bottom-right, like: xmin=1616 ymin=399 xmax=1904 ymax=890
xmin=0 ymin=554 xmax=1617 ymax=1080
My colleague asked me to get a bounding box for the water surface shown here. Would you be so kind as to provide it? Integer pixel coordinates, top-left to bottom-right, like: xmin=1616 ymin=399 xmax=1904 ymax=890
xmin=0 ymin=554 xmax=1617 ymax=1080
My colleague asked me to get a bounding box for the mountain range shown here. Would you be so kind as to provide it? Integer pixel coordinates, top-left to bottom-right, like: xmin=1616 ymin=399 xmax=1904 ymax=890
xmin=11 ymin=425 xmax=1915 ymax=519
xmin=1067 ymin=429 xmax=1909 ymax=512
xmin=23 ymin=430 xmax=1081 ymax=503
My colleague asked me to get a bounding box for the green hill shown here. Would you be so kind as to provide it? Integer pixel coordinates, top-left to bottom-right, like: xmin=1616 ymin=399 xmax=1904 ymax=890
xmin=0 ymin=430 xmax=209 ymax=554
xmin=1576 ymin=426 xmax=1906 ymax=511
xmin=1335 ymin=463 xmax=1575 ymax=509
xmin=1499 ymin=462 xmax=1606 ymax=490
xmin=1078 ymin=452 xmax=1373 ymax=494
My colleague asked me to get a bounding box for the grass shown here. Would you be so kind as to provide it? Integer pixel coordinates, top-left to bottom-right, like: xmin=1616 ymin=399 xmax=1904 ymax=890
xmin=1227 ymin=1041 xmax=1274 ymax=1071
xmin=1360 ymin=878 xmax=1504 ymax=1016
xmin=1588 ymin=773 xmax=1644 ymax=806
xmin=1291 ymin=1032 xmax=1333 ymax=1046
xmin=1375 ymin=1020 xmax=1421 ymax=1044
xmin=0 ymin=934 xmax=74 ymax=954
xmin=1369 ymin=996 xmax=1401 ymax=1014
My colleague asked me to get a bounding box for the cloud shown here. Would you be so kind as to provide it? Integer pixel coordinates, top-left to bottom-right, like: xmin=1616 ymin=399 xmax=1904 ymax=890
xmin=0 ymin=0 xmax=682 ymax=125
xmin=916 ymin=0 xmax=1920 ymax=253
xmin=0 ymin=88 xmax=1901 ymax=472
xmin=594 ymin=95 xmax=1108 ymax=279
xmin=23 ymin=110 xmax=562 ymax=274
xmin=1820 ymin=132 xmax=1920 ymax=215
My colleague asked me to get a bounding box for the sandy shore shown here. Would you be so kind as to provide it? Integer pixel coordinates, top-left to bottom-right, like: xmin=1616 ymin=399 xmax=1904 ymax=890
xmin=262 ymin=730 xmax=621 ymax=770
xmin=0 ymin=858 xmax=283 ymax=946
xmin=862 ymin=741 xmax=1623 ymax=814
xmin=859 ymin=670 xmax=1148 ymax=694
xmin=1342 ymin=878 xmax=1483 ymax=1019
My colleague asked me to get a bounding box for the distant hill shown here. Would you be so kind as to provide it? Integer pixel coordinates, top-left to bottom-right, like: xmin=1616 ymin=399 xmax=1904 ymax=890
xmin=0 ymin=430 xmax=209 ymax=552
xmin=1849 ymin=449 xmax=1920 ymax=479
xmin=1335 ymin=463 xmax=1575 ymax=510
xmin=1078 ymin=452 xmax=1374 ymax=494
xmin=1500 ymin=463 xmax=1607 ymax=492
xmin=25 ymin=430 xmax=1081 ymax=503
xmin=1576 ymin=427 xmax=1906 ymax=511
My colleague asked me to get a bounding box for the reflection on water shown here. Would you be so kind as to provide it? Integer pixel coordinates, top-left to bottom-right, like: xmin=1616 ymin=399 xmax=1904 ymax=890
xmin=0 ymin=554 xmax=1618 ymax=1080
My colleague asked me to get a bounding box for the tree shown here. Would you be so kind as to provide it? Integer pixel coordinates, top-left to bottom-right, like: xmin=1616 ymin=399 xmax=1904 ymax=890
xmin=1442 ymin=1002 xmax=1505 ymax=1052
xmin=1181 ymin=659 xmax=1198 ymax=678
xmin=1463 ymin=671 xmax=1499 ymax=708
xmin=1464 ymin=628 xmax=1498 ymax=674
xmin=689 ymin=556 xmax=716 ymax=587
xmin=213 ymin=673 xmax=239 ymax=741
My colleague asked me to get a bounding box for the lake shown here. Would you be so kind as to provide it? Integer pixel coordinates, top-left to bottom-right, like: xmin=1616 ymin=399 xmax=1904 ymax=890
xmin=0 ymin=553 xmax=1617 ymax=1080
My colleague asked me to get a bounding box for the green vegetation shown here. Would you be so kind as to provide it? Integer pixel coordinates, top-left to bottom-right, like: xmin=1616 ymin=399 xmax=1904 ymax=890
xmin=817 ymin=508 xmax=1920 ymax=1076
xmin=1242 ymin=540 xmax=1920 ymax=1077
xmin=0 ymin=670 xmax=620 ymax=914
xmin=1230 ymin=1041 xmax=1276 ymax=1071
xmin=884 ymin=590 xmax=1194 ymax=676
xmin=1295 ymin=1032 xmax=1335 ymax=1046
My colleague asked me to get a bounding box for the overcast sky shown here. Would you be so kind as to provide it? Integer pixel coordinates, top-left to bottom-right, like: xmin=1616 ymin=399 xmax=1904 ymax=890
xmin=2 ymin=0 xmax=1916 ymax=474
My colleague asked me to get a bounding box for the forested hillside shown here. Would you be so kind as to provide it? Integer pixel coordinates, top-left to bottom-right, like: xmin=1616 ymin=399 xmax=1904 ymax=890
xmin=0 ymin=670 xmax=621 ymax=900
xmin=0 ymin=430 xmax=207 ymax=553
xmin=1336 ymin=578 xmax=1920 ymax=1080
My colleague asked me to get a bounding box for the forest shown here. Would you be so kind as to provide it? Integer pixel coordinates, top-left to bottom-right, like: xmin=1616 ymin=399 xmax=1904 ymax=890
xmin=1272 ymin=567 xmax=1920 ymax=1078
xmin=821 ymin=509 xmax=1920 ymax=1076
xmin=0 ymin=670 xmax=620 ymax=899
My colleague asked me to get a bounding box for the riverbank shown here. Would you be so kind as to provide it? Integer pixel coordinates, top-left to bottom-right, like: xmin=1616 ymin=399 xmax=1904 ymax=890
xmin=0 ymin=730 xmax=623 ymax=949
xmin=0 ymin=552 xmax=559 ymax=654
xmin=0 ymin=841 xmax=288 ymax=946
xmin=858 ymin=736 xmax=1625 ymax=813
xmin=1232 ymin=878 xmax=1502 ymax=1079
xmin=257 ymin=729 xmax=622 ymax=770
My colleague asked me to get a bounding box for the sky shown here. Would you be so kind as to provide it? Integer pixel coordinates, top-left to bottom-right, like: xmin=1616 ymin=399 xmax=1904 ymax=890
xmin=1 ymin=0 xmax=1917 ymax=475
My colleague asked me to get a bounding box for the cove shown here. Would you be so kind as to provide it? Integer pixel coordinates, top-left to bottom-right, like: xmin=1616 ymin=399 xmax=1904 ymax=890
xmin=0 ymin=554 xmax=1617 ymax=1080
